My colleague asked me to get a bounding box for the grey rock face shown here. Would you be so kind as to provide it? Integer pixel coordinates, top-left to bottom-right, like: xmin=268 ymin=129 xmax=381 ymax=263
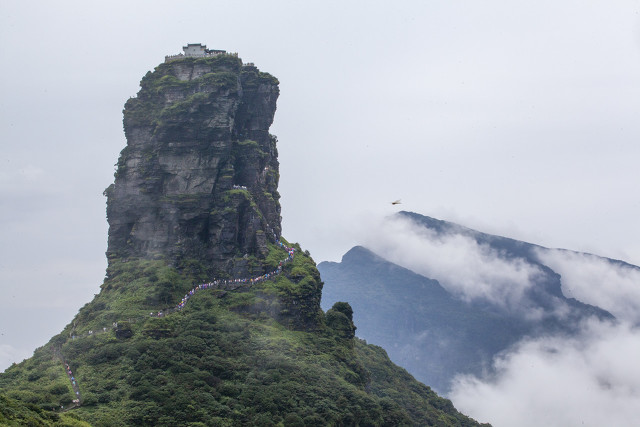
xmin=105 ymin=55 xmax=282 ymax=276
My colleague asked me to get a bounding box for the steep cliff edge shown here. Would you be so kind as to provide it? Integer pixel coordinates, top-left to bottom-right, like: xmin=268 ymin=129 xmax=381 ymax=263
xmin=0 ymin=51 xmax=487 ymax=426
xmin=105 ymin=54 xmax=281 ymax=277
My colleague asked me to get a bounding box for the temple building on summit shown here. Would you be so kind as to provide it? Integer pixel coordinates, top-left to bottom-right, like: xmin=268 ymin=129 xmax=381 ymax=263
xmin=166 ymin=43 xmax=226 ymax=62
xmin=182 ymin=43 xmax=226 ymax=56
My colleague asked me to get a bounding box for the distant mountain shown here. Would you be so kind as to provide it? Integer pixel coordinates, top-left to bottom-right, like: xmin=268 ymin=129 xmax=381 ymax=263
xmin=0 ymin=54 xmax=486 ymax=426
xmin=319 ymin=211 xmax=615 ymax=393
xmin=319 ymin=246 xmax=530 ymax=393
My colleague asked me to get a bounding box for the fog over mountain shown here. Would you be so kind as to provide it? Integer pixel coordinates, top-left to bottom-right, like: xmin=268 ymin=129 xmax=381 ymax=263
xmin=2 ymin=1 xmax=640 ymax=424
xmin=534 ymin=248 xmax=640 ymax=324
xmin=321 ymin=211 xmax=640 ymax=427
xmin=451 ymin=319 xmax=640 ymax=427
xmin=3 ymin=1 xmax=640 ymax=377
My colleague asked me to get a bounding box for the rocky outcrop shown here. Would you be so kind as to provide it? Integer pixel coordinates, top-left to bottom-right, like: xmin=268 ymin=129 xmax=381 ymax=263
xmin=104 ymin=55 xmax=282 ymax=276
xmin=0 ymin=51 xmax=489 ymax=427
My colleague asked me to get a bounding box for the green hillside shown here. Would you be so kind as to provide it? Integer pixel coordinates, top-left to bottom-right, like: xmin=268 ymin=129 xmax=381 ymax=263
xmin=1 ymin=243 xmax=485 ymax=426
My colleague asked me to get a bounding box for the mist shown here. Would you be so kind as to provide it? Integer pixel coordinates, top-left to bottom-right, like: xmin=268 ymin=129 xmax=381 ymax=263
xmin=450 ymin=319 xmax=640 ymax=427
xmin=362 ymin=215 xmax=546 ymax=315
xmin=3 ymin=0 xmax=640 ymax=374
xmin=357 ymin=213 xmax=640 ymax=426
xmin=535 ymin=248 xmax=640 ymax=324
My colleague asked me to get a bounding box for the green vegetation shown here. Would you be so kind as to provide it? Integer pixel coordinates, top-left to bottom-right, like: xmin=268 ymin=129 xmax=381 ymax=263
xmin=0 ymin=350 xmax=72 ymax=411
xmin=357 ymin=342 xmax=473 ymax=425
xmin=157 ymin=92 xmax=210 ymax=120
xmin=236 ymin=139 xmax=260 ymax=148
xmin=0 ymin=394 xmax=90 ymax=426
xmin=0 ymin=242 xmax=485 ymax=426
xmin=233 ymin=139 xmax=267 ymax=160
xmin=241 ymin=65 xmax=280 ymax=88
xmin=122 ymin=54 xmax=243 ymax=129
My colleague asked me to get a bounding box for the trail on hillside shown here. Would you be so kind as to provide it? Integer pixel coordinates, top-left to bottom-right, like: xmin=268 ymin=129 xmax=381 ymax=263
xmin=51 ymin=346 xmax=81 ymax=411
xmin=56 ymin=241 xmax=295 ymax=408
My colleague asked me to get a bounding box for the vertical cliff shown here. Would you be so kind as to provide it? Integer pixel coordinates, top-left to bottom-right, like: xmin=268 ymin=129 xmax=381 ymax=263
xmin=105 ymin=54 xmax=281 ymax=277
xmin=0 ymin=50 xmax=488 ymax=427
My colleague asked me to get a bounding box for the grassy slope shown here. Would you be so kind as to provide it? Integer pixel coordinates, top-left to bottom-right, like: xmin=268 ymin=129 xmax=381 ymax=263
xmin=0 ymin=242 xmax=486 ymax=426
xmin=0 ymin=394 xmax=90 ymax=426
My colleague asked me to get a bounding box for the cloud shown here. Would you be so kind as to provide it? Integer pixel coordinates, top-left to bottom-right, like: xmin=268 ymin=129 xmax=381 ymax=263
xmin=534 ymin=248 xmax=640 ymax=324
xmin=450 ymin=319 xmax=640 ymax=427
xmin=358 ymin=213 xmax=640 ymax=426
xmin=360 ymin=215 xmax=544 ymax=314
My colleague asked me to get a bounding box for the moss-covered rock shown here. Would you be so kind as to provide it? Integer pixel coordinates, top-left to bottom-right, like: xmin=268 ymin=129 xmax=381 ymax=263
xmin=107 ymin=54 xmax=281 ymax=278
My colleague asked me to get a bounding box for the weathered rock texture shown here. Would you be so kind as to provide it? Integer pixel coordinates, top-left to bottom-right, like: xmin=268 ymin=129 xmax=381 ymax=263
xmin=105 ymin=55 xmax=282 ymax=276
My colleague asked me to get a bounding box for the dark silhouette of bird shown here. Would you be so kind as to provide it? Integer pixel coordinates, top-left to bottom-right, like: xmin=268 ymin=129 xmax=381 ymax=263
xmin=391 ymin=199 xmax=402 ymax=205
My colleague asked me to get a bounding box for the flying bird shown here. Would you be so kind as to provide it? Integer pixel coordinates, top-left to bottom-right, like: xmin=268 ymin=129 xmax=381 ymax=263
xmin=391 ymin=199 xmax=402 ymax=205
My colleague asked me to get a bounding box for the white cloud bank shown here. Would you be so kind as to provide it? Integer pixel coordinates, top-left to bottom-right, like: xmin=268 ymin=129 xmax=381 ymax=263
xmin=535 ymin=249 xmax=640 ymax=324
xmin=361 ymin=215 xmax=544 ymax=313
xmin=450 ymin=319 xmax=640 ymax=427
xmin=357 ymin=213 xmax=640 ymax=426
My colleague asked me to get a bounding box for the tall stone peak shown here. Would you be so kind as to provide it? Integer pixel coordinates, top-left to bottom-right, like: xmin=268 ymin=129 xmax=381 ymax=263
xmin=0 ymin=50 xmax=488 ymax=427
xmin=105 ymin=53 xmax=282 ymax=276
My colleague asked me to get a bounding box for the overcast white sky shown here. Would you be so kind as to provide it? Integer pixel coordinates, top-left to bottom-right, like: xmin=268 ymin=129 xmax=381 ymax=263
xmin=2 ymin=1 xmax=640 ymax=422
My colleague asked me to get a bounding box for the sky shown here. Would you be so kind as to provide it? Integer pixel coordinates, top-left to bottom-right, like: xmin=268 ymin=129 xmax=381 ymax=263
xmin=1 ymin=0 xmax=640 ymax=423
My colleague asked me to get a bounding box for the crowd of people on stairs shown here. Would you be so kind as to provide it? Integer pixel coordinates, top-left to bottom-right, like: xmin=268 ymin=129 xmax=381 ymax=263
xmin=50 ymin=348 xmax=82 ymax=412
xmin=57 ymin=241 xmax=296 ymax=409
xmin=172 ymin=240 xmax=295 ymax=313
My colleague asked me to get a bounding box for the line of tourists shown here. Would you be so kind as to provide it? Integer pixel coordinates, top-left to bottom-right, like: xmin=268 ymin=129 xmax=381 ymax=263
xmin=62 ymin=361 xmax=81 ymax=408
xmin=70 ymin=241 xmax=296 ymax=333
xmin=59 ymin=242 xmax=295 ymax=409
xmin=174 ymin=240 xmax=295 ymax=312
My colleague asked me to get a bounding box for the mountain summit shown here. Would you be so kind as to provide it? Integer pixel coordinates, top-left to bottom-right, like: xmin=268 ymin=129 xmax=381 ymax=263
xmin=0 ymin=49 xmax=486 ymax=426
xmin=105 ymin=50 xmax=281 ymax=276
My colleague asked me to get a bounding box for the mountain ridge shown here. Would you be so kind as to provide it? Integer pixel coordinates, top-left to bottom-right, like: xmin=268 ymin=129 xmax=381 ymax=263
xmin=319 ymin=211 xmax=619 ymax=393
xmin=398 ymin=210 xmax=638 ymax=270
xmin=395 ymin=211 xmax=614 ymax=320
